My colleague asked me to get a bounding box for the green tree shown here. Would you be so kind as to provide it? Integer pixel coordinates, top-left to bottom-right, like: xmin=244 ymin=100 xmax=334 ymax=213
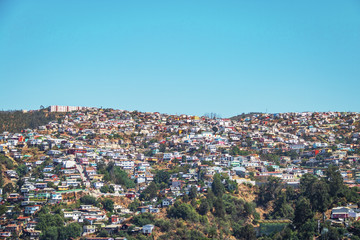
xmin=102 ymin=198 xmax=114 ymax=212
xmin=168 ymin=201 xmax=199 ymax=222
xmin=140 ymin=182 xmax=158 ymax=201
xmin=213 ymin=198 xmax=225 ymax=218
xmin=109 ymin=166 xmax=135 ymax=188
xmin=97 ymin=229 xmax=109 ymax=237
xmin=159 ymin=143 xmax=166 ymax=153
xmin=41 ymin=226 xmax=58 ymax=240
xmin=3 ymin=182 xmax=14 ymax=194
xmin=189 ymin=186 xmax=197 ymax=199
xmin=233 ymin=223 xmax=256 ymax=240
xmin=0 ymin=205 xmax=7 ymax=216
xmin=0 ymin=172 xmax=4 ymax=188
xmin=100 ymin=185 xmax=110 ymax=193
xmin=212 ymin=174 xmax=224 ymax=197
xmin=198 ymin=199 xmax=209 ymax=215
xmin=229 ymin=146 xmax=241 ymax=156
xmin=47 ymin=182 xmax=55 ymax=189
xmin=154 ymin=170 xmax=170 ymax=186
xmin=80 ymin=195 xmax=98 ymax=205
xmin=297 ymin=219 xmax=317 ymax=240
xmin=309 ymin=180 xmax=331 ymax=213
xmin=62 ymin=223 xmax=82 ymax=240
xmin=133 ymin=212 xmax=155 ymax=226
xmin=16 ymin=164 xmax=28 ymax=178
xmin=129 ymin=198 xmax=141 ymax=212
xmin=325 ymin=165 xmax=343 ymax=197
xmin=293 ymin=197 xmax=314 ymax=228
xmin=257 ymin=176 xmax=282 ymax=207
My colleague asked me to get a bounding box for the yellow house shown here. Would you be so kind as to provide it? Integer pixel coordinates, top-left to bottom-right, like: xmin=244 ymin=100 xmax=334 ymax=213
xmin=58 ymin=185 xmax=69 ymax=191
xmin=92 ymin=175 xmax=103 ymax=181
xmin=147 ymin=157 xmax=158 ymax=163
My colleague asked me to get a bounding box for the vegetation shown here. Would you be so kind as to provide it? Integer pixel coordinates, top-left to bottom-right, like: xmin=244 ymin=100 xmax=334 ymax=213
xmin=0 ymin=109 xmax=62 ymax=133
xmin=35 ymin=207 xmax=82 ymax=240
xmin=99 ymin=162 xmax=135 ymax=189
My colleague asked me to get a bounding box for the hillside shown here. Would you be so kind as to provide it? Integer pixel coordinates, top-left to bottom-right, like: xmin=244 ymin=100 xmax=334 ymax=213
xmin=230 ymin=112 xmax=263 ymax=121
xmin=0 ymin=110 xmax=63 ymax=133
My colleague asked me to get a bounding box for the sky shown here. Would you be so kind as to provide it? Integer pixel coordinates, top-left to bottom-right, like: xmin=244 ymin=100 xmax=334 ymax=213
xmin=0 ymin=0 xmax=359 ymax=117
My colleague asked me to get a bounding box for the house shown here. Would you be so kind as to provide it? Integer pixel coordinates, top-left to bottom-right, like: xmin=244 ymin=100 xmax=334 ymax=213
xmin=5 ymin=224 xmax=20 ymax=233
xmin=149 ymin=208 xmax=160 ymax=213
xmin=0 ymin=232 xmax=11 ymax=238
xmin=25 ymin=205 xmax=40 ymax=215
xmin=110 ymin=215 xmax=122 ymax=224
xmin=104 ymin=225 xmax=119 ymax=234
xmin=142 ymin=224 xmax=154 ymax=235
xmin=331 ymin=207 xmax=360 ymax=219
xmin=331 ymin=207 xmax=351 ymax=219
xmin=26 ymin=221 xmax=38 ymax=229
xmin=83 ymin=225 xmax=97 ymax=235
xmin=93 ymin=182 xmax=104 ymax=189
xmin=57 ymin=185 xmax=69 ymax=191
xmin=52 ymin=193 xmax=62 ymax=201
xmin=23 ymin=229 xmax=41 ymax=238
xmin=162 ymin=197 xmax=174 ymax=207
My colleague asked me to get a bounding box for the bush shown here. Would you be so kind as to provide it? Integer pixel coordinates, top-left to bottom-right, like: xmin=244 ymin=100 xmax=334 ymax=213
xmin=168 ymin=202 xmax=199 ymax=222
xmin=133 ymin=213 xmax=154 ymax=226
xmin=80 ymin=195 xmax=98 ymax=205
xmin=101 ymin=198 xmax=114 ymax=212
xmin=155 ymin=219 xmax=172 ymax=231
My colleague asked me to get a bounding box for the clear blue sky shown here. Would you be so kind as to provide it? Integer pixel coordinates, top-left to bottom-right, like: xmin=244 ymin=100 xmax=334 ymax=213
xmin=0 ymin=1 xmax=359 ymax=117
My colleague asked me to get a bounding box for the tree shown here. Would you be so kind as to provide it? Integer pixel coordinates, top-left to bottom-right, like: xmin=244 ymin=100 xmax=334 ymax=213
xmin=271 ymin=191 xmax=294 ymax=219
xmin=109 ymin=166 xmax=135 ymax=188
xmin=140 ymin=182 xmax=158 ymax=201
xmin=212 ymin=174 xmax=224 ymax=197
xmin=189 ymin=186 xmax=197 ymax=199
xmin=206 ymin=189 xmax=215 ymax=210
xmin=168 ymin=202 xmax=199 ymax=222
xmin=100 ymin=185 xmax=110 ymax=193
xmin=0 ymin=205 xmax=7 ymax=216
xmin=297 ymin=219 xmax=317 ymax=240
xmin=102 ymin=198 xmax=114 ymax=212
xmin=300 ymin=173 xmax=318 ymax=198
xmin=309 ymin=180 xmax=330 ymax=213
xmin=212 ymin=126 xmax=218 ymax=133
xmin=63 ymin=223 xmax=82 ymax=240
xmin=229 ymin=146 xmax=241 ymax=156
xmin=233 ymin=223 xmax=256 ymax=240
xmin=0 ymin=172 xmax=4 ymax=188
xmin=47 ymin=182 xmax=55 ymax=189
xmin=213 ymin=198 xmax=225 ymax=218
xmin=133 ymin=212 xmax=154 ymax=226
xmin=257 ymin=176 xmax=282 ymax=206
xmin=154 ymin=170 xmax=170 ymax=186
xmin=80 ymin=195 xmax=98 ymax=205
xmin=293 ymin=197 xmax=314 ymax=228
xmin=198 ymin=199 xmax=209 ymax=215
xmin=109 ymin=185 xmax=115 ymax=193
xmin=16 ymin=164 xmax=28 ymax=178
xmin=97 ymin=229 xmax=109 ymax=237
xmin=3 ymin=182 xmax=14 ymax=194
xmin=325 ymin=165 xmax=343 ymax=197
xmin=159 ymin=143 xmax=166 ymax=153
xmin=41 ymin=226 xmax=58 ymax=240
xmin=129 ymin=198 xmax=140 ymax=212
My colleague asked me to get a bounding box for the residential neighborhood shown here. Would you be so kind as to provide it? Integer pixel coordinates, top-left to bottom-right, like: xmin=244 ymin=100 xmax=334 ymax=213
xmin=0 ymin=107 xmax=360 ymax=239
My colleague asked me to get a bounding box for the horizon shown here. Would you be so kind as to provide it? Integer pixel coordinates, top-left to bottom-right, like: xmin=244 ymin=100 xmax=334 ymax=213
xmin=0 ymin=105 xmax=359 ymax=118
xmin=0 ymin=1 xmax=359 ymax=117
